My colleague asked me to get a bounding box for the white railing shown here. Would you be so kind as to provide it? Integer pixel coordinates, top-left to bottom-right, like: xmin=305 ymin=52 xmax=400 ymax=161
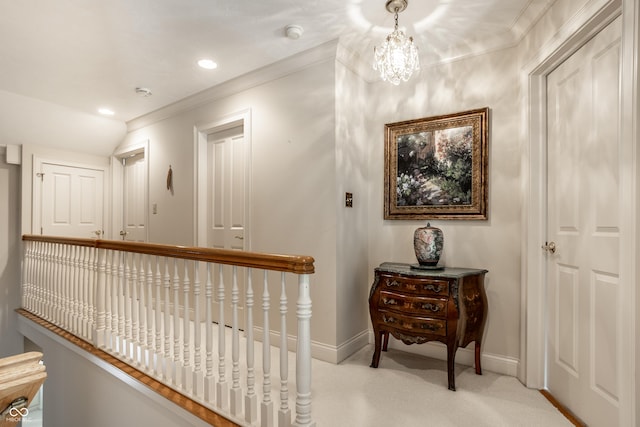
xmin=21 ymin=235 xmax=316 ymax=427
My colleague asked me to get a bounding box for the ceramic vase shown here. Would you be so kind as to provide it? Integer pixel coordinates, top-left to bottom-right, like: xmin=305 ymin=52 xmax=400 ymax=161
xmin=413 ymin=223 xmax=444 ymax=266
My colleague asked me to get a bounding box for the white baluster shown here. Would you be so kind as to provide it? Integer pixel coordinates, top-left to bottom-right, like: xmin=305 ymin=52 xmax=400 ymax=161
xmin=44 ymin=242 xmax=53 ymax=322
xmin=163 ymin=258 xmax=172 ymax=381
xmin=117 ymin=251 xmax=126 ymax=355
xmin=133 ymin=254 xmax=146 ymax=370
xmin=216 ymin=264 xmax=228 ymax=409
xmin=102 ymin=249 xmax=115 ymax=351
xmin=72 ymin=245 xmax=81 ymax=334
xmin=204 ymin=263 xmax=215 ymax=401
xmin=279 ymin=273 xmax=291 ymax=427
xmin=39 ymin=241 xmax=46 ymax=317
xmin=83 ymin=246 xmax=89 ymax=339
xmin=182 ymin=261 xmax=192 ymax=392
xmin=261 ymin=270 xmax=273 ymax=427
xmin=154 ymin=256 xmax=163 ymax=377
xmin=122 ymin=252 xmax=131 ymax=359
xmin=95 ymin=247 xmax=107 ymax=348
xmin=193 ymin=261 xmax=203 ymax=397
xmin=146 ymin=256 xmax=154 ymax=372
xmin=110 ymin=250 xmax=120 ymax=351
xmin=82 ymin=247 xmax=93 ymax=347
xmin=126 ymin=253 xmax=135 ymax=362
xmin=63 ymin=244 xmax=72 ymax=329
xmin=51 ymin=242 xmax=59 ymax=323
xmin=230 ymin=266 xmax=242 ymax=416
xmin=292 ymin=274 xmax=315 ymax=427
xmin=172 ymin=258 xmax=181 ymax=387
xmin=35 ymin=241 xmax=44 ymax=317
xmin=245 ymin=268 xmax=258 ymax=424
xmin=131 ymin=254 xmax=140 ymax=364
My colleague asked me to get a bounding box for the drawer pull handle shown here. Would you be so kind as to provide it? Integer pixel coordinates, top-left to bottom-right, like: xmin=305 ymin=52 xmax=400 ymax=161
xmin=424 ymin=284 xmax=443 ymax=293
xmin=421 ymin=303 xmax=442 ymax=312
xmin=382 ymin=315 xmax=397 ymax=324
xmin=419 ymin=323 xmax=441 ymax=332
xmin=387 ymin=280 xmax=401 ymax=287
xmin=382 ymin=297 xmax=399 ymax=306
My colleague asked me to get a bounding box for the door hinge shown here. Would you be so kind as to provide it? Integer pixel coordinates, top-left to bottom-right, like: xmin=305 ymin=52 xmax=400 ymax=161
xmin=40 ymin=227 xmax=43 ymax=235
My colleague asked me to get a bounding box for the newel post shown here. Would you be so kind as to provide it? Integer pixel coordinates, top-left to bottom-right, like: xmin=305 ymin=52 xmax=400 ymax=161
xmin=292 ymin=273 xmax=315 ymax=427
xmin=95 ymin=247 xmax=107 ymax=348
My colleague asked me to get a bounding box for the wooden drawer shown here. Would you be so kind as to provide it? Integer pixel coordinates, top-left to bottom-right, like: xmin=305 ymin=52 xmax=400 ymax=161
xmin=379 ymin=290 xmax=447 ymax=318
xmin=380 ymin=312 xmax=446 ymax=336
xmin=380 ymin=274 xmax=449 ymax=296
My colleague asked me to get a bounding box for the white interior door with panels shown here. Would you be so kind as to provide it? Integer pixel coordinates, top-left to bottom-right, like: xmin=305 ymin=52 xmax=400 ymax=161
xmin=111 ymin=140 xmax=148 ymax=242
xmin=35 ymin=159 xmax=105 ymax=238
xmin=121 ymin=152 xmax=147 ymax=242
xmin=545 ymin=16 xmax=621 ymax=426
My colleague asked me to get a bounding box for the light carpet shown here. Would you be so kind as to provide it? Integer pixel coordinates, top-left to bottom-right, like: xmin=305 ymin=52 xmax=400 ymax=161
xmin=310 ymin=345 xmax=572 ymax=427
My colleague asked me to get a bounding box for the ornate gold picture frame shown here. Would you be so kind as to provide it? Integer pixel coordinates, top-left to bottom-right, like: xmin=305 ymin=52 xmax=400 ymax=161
xmin=384 ymin=107 xmax=489 ymax=220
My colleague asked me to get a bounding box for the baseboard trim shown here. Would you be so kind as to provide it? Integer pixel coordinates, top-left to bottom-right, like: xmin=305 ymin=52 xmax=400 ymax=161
xmin=367 ymin=330 xmax=519 ymax=377
xmin=251 ymin=327 xmax=370 ymax=364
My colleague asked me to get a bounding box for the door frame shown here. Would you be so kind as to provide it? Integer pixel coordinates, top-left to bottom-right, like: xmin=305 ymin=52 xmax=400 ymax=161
xmin=521 ymin=0 xmax=637 ymax=424
xmin=193 ymin=109 xmax=252 ymax=248
xmin=111 ymin=140 xmax=149 ymax=242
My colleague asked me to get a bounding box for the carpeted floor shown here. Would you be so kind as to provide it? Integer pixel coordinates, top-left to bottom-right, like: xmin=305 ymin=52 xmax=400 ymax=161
xmin=311 ymin=345 xmax=573 ymax=427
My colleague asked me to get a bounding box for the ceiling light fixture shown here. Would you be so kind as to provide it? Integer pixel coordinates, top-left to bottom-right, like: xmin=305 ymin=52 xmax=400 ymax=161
xmin=373 ymin=0 xmax=420 ymax=85
xmin=197 ymin=59 xmax=218 ymax=70
xmin=98 ymin=108 xmax=115 ymax=116
xmin=285 ymin=24 xmax=304 ymax=40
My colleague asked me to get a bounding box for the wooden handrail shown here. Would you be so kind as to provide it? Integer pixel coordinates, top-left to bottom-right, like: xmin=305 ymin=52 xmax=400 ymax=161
xmin=22 ymin=235 xmax=315 ymax=274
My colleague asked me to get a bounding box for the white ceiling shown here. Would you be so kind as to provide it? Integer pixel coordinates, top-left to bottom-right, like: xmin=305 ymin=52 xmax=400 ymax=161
xmin=0 ymin=0 xmax=552 ymax=124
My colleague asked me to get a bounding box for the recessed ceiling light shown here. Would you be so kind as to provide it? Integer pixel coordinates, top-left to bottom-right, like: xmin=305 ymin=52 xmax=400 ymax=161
xmin=98 ymin=108 xmax=115 ymax=116
xmin=197 ymin=59 xmax=218 ymax=70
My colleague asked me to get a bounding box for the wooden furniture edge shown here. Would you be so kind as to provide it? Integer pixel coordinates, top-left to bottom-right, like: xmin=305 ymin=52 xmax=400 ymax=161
xmin=15 ymin=308 xmax=240 ymax=427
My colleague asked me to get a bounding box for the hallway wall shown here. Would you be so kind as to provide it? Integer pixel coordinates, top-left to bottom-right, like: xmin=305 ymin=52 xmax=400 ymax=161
xmin=0 ymin=147 xmax=22 ymax=358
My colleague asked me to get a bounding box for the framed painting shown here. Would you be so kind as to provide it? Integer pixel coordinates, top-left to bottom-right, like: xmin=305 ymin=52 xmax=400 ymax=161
xmin=384 ymin=107 xmax=489 ymax=220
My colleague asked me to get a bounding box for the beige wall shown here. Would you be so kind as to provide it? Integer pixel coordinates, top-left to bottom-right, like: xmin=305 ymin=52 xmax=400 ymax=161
xmin=365 ymin=47 xmax=522 ymax=366
xmin=119 ymin=55 xmax=341 ymax=352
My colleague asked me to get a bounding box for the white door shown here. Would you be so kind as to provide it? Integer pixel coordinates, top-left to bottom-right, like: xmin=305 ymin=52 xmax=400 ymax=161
xmin=207 ymin=126 xmax=246 ymax=250
xmin=39 ymin=162 xmax=104 ymax=238
xmin=122 ymin=152 xmax=147 ymax=242
xmin=207 ymin=126 xmax=247 ymax=328
xmin=545 ymin=16 xmax=621 ymax=426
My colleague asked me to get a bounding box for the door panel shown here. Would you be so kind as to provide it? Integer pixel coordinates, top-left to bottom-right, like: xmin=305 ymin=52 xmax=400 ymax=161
xmin=546 ymin=16 xmax=621 ymax=426
xmin=122 ymin=152 xmax=147 ymax=242
xmin=41 ymin=162 xmax=104 ymax=238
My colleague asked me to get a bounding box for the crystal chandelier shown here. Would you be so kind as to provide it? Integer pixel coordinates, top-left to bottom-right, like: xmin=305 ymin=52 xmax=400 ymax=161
xmin=373 ymin=0 xmax=420 ymax=85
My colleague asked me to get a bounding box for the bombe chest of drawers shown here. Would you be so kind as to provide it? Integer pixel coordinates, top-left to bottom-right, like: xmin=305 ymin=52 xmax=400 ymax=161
xmin=368 ymin=262 xmax=488 ymax=391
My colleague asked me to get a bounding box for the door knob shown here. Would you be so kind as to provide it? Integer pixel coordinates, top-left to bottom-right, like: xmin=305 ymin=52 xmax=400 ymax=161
xmin=542 ymin=241 xmax=556 ymax=254
xmin=93 ymin=230 xmax=103 ymax=238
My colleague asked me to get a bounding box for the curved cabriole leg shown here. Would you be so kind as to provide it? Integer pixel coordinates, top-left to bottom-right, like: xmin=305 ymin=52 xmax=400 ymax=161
xmin=447 ymin=341 xmax=457 ymax=391
xmin=475 ymin=341 xmax=482 ymax=375
xmin=370 ymin=329 xmax=383 ymax=368
xmin=382 ymin=331 xmax=389 ymax=352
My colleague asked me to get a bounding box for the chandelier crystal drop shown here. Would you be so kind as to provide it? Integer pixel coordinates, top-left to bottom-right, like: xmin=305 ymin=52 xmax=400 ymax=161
xmin=373 ymin=0 xmax=420 ymax=85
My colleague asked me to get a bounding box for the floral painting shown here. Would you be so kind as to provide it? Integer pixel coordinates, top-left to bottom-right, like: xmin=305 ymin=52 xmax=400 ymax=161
xmin=384 ymin=108 xmax=489 ymax=220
